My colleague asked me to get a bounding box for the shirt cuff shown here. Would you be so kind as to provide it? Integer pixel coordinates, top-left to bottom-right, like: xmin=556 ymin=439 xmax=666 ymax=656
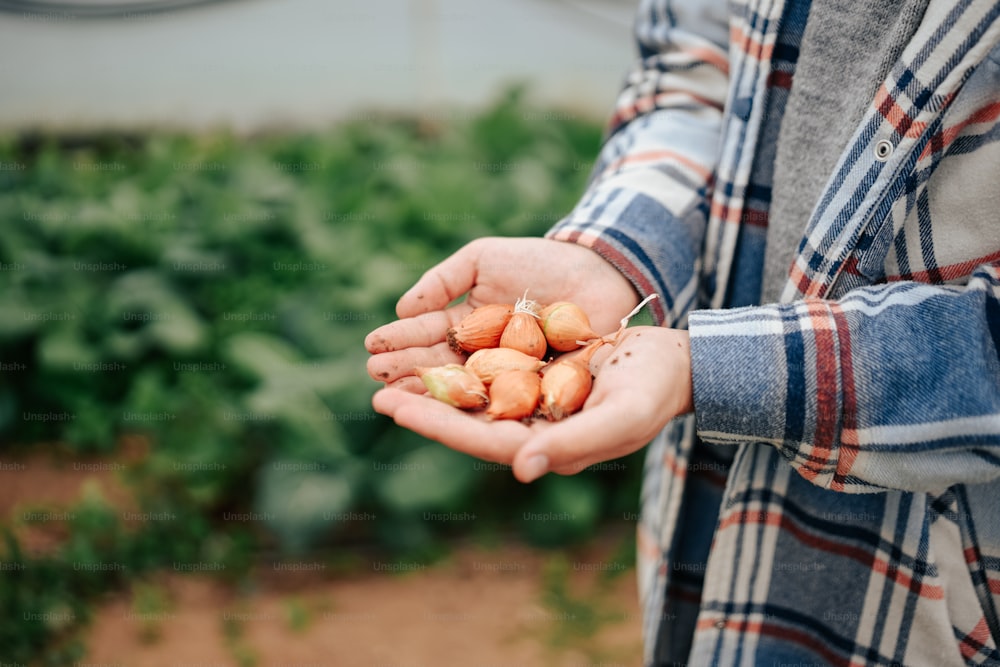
xmin=688 ymin=302 xmax=840 ymax=451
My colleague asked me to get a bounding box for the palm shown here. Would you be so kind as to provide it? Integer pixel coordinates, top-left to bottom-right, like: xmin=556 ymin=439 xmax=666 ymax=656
xmin=365 ymin=237 xmax=639 ymax=389
xmin=458 ymin=238 xmax=639 ymax=334
xmin=370 ymin=326 xmax=693 ymax=482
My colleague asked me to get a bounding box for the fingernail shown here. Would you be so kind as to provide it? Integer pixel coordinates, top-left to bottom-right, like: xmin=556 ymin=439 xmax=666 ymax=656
xmin=519 ymin=454 xmax=549 ymax=483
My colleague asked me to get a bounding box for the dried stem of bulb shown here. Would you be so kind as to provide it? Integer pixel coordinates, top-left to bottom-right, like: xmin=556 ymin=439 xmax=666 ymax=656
xmin=513 ymin=290 xmax=541 ymax=317
xmin=500 ymin=293 xmax=547 ymax=359
xmin=604 ymin=293 xmax=660 ymax=345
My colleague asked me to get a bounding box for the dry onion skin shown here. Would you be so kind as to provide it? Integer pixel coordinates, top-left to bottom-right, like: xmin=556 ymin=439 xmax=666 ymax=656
xmin=499 ymin=294 xmax=547 ymax=359
xmin=446 ymin=303 xmax=513 ymax=353
xmin=419 ymin=293 xmax=658 ymax=421
xmin=485 ymin=369 xmax=541 ymax=421
xmin=538 ymin=301 xmax=601 ymax=352
xmin=414 ymin=364 xmax=488 ymax=409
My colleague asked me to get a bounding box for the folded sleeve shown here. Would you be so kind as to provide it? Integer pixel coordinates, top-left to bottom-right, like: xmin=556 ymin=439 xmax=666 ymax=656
xmin=689 ymin=262 xmax=1000 ymax=493
xmin=546 ymin=0 xmax=730 ymax=327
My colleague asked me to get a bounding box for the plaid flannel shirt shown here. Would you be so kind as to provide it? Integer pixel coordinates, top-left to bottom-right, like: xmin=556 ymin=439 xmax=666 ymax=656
xmin=547 ymin=0 xmax=1000 ymax=664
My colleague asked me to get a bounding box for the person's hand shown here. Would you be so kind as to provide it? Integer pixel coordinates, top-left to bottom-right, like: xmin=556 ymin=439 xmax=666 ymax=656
xmin=371 ymin=326 xmax=694 ymax=482
xmin=364 ymin=237 xmax=640 ymax=393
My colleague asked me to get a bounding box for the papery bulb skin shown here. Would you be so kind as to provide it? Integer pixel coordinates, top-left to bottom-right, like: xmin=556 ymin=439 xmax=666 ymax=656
xmin=539 ymin=302 xmax=601 ymax=352
xmin=485 ymin=370 xmax=541 ymax=421
xmin=414 ymin=364 xmax=489 ymax=409
xmin=446 ymin=303 xmax=514 ymax=354
xmin=499 ymin=311 xmax=547 ymax=359
xmin=464 ymin=348 xmax=545 ymax=385
xmin=538 ymin=359 xmax=592 ymax=421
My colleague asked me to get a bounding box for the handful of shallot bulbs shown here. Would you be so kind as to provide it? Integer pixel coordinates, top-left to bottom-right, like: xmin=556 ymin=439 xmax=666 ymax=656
xmin=415 ymin=292 xmax=657 ymax=422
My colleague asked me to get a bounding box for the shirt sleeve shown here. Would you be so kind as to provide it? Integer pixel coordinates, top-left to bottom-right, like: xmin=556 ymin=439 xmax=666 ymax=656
xmin=689 ymin=262 xmax=1000 ymax=493
xmin=545 ymin=0 xmax=730 ymax=327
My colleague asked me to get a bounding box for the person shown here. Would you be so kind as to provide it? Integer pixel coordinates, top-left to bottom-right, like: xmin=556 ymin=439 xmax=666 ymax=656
xmin=365 ymin=0 xmax=1000 ymax=664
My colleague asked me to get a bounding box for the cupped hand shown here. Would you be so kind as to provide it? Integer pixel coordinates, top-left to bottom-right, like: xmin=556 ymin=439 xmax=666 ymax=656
xmin=364 ymin=237 xmax=640 ymax=391
xmin=371 ymin=326 xmax=694 ymax=483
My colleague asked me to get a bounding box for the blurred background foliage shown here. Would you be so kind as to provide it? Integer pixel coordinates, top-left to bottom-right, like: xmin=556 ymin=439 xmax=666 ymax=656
xmin=0 ymin=88 xmax=644 ymax=662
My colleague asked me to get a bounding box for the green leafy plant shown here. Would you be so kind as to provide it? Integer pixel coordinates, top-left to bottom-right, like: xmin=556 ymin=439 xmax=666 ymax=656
xmin=0 ymin=89 xmax=644 ymax=663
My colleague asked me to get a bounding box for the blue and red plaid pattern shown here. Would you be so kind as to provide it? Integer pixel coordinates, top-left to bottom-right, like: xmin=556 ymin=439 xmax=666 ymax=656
xmin=546 ymin=0 xmax=1000 ymax=664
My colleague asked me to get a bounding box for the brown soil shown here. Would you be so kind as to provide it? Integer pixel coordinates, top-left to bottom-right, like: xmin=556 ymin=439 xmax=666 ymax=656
xmin=0 ymin=445 xmax=136 ymax=554
xmin=1 ymin=448 xmax=644 ymax=666
xmin=84 ymin=541 xmax=643 ymax=667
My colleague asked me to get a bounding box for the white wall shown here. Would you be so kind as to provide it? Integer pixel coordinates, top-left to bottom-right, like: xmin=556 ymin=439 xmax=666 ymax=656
xmin=0 ymin=0 xmax=637 ymax=132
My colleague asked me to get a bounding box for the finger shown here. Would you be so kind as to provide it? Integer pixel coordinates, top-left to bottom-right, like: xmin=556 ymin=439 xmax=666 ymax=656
xmin=371 ymin=387 xmax=533 ymax=464
xmin=511 ymin=391 xmax=655 ymax=483
xmin=364 ymin=304 xmax=471 ymax=354
xmin=366 ymin=341 xmax=465 ymax=383
xmin=387 ymin=375 xmax=427 ymax=394
xmin=396 ymin=239 xmax=485 ymax=318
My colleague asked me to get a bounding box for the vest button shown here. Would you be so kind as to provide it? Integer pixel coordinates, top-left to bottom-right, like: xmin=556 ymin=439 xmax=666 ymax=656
xmin=874 ymin=139 xmax=894 ymax=161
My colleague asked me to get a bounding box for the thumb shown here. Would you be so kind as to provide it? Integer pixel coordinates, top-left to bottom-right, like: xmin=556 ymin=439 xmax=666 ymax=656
xmin=511 ymin=440 xmax=552 ymax=484
xmin=511 ymin=395 xmax=649 ymax=483
xmin=396 ymin=239 xmax=484 ymax=318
